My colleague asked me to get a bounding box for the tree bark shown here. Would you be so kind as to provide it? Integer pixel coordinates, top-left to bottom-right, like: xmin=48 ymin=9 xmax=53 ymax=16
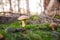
xmin=46 ymin=0 xmax=55 ymax=11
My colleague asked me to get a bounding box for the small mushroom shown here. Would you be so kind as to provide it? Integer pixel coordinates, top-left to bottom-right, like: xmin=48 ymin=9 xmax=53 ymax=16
xmin=50 ymin=22 xmax=57 ymax=31
xmin=18 ymin=15 xmax=29 ymax=27
xmin=0 ymin=34 xmax=5 ymax=40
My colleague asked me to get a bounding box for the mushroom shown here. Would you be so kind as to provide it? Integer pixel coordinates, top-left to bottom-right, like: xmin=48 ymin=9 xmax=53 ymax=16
xmin=50 ymin=22 xmax=57 ymax=31
xmin=0 ymin=34 xmax=5 ymax=40
xmin=18 ymin=15 xmax=29 ymax=27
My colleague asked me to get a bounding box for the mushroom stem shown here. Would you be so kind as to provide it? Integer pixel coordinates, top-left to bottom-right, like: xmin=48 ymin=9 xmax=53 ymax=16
xmin=21 ymin=20 xmax=26 ymax=27
xmin=52 ymin=28 xmax=55 ymax=31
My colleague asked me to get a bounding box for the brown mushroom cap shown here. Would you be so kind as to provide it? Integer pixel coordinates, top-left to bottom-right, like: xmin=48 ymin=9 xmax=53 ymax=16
xmin=18 ymin=15 xmax=29 ymax=20
xmin=0 ymin=34 xmax=4 ymax=39
xmin=50 ymin=22 xmax=57 ymax=28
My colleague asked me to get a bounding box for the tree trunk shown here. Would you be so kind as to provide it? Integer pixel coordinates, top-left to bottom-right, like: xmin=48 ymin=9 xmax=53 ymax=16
xmin=46 ymin=0 xmax=55 ymax=11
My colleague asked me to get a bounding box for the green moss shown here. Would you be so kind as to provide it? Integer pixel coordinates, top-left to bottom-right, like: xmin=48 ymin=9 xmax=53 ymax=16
xmin=30 ymin=15 xmax=40 ymax=20
xmin=0 ymin=22 xmax=60 ymax=40
xmin=55 ymin=16 xmax=60 ymax=19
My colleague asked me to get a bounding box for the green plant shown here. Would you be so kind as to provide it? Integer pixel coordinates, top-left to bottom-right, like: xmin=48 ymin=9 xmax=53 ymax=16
xmin=30 ymin=15 xmax=39 ymax=20
xmin=0 ymin=24 xmax=9 ymax=30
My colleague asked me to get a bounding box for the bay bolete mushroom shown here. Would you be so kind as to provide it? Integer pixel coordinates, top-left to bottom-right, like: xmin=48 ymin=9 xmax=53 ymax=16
xmin=50 ymin=22 xmax=57 ymax=31
xmin=18 ymin=15 xmax=29 ymax=27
